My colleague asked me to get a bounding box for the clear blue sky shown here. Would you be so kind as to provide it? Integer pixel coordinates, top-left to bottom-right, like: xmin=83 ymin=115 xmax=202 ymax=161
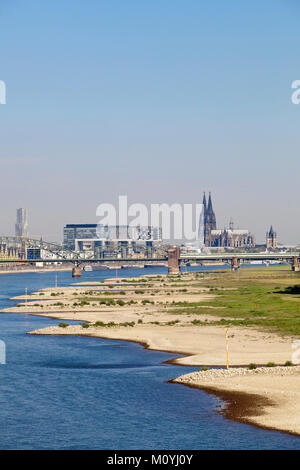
xmin=0 ymin=0 xmax=300 ymax=243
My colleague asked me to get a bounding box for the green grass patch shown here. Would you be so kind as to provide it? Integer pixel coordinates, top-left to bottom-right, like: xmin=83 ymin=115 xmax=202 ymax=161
xmin=165 ymin=269 xmax=300 ymax=335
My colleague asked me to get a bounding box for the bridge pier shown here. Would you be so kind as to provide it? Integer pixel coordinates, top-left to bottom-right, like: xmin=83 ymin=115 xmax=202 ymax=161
xmin=292 ymin=256 xmax=300 ymax=272
xmin=231 ymin=257 xmax=240 ymax=272
xmin=72 ymin=265 xmax=82 ymax=278
xmin=168 ymin=248 xmax=180 ymax=274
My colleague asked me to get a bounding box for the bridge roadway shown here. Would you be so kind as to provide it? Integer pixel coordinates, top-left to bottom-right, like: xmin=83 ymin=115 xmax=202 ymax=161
xmin=0 ymin=252 xmax=299 ymax=272
xmin=0 ymin=258 xmax=167 ymax=264
xmin=1 ymin=236 xmax=299 ymax=275
xmin=180 ymin=252 xmax=300 ymax=273
xmin=180 ymin=253 xmax=300 ymax=261
xmin=0 ymin=253 xmax=299 ymax=264
xmin=0 ymin=236 xmax=298 ymax=264
xmin=1 ymin=253 xmax=299 ymax=276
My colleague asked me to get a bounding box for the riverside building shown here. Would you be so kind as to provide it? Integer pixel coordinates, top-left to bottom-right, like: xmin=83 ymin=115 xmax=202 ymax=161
xmin=63 ymin=224 xmax=162 ymax=258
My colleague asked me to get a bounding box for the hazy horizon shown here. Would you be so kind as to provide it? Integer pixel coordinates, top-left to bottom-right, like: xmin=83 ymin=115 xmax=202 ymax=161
xmin=1 ymin=1 xmax=300 ymax=245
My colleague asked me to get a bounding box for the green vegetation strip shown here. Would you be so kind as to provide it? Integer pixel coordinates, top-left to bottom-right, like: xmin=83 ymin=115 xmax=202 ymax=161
xmin=167 ymin=268 xmax=300 ymax=335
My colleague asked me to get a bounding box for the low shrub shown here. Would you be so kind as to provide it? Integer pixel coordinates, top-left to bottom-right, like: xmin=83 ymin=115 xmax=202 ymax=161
xmin=191 ymin=319 xmax=204 ymax=325
xmin=120 ymin=321 xmax=135 ymax=327
xmin=167 ymin=320 xmax=180 ymax=326
xmin=58 ymin=322 xmax=69 ymax=328
xmin=98 ymin=298 xmax=115 ymax=306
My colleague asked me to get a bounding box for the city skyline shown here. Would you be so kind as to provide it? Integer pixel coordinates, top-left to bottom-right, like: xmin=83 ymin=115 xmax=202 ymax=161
xmin=0 ymin=1 xmax=299 ymax=244
xmin=0 ymin=2 xmax=300 ymax=453
xmin=6 ymin=196 xmax=288 ymax=247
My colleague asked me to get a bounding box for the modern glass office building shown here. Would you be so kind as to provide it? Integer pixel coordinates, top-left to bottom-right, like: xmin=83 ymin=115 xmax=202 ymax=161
xmin=63 ymin=224 xmax=98 ymax=250
xmin=63 ymin=224 xmax=162 ymax=251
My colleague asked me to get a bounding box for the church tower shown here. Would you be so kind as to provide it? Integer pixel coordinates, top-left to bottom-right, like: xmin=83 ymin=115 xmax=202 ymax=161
xmin=266 ymin=226 xmax=277 ymax=250
xmin=204 ymin=192 xmax=217 ymax=246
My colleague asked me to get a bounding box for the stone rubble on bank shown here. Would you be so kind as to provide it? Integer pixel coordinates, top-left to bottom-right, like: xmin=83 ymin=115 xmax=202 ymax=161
xmin=175 ymin=365 xmax=300 ymax=384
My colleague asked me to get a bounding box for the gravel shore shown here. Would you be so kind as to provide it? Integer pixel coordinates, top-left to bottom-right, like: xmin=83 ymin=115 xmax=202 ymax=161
xmin=175 ymin=365 xmax=300 ymax=383
xmin=173 ymin=366 xmax=300 ymax=436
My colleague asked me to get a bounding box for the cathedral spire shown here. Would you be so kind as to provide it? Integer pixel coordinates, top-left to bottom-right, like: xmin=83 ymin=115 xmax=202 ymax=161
xmin=208 ymin=192 xmax=213 ymax=211
xmin=202 ymin=192 xmax=207 ymax=212
xmin=204 ymin=192 xmax=217 ymax=246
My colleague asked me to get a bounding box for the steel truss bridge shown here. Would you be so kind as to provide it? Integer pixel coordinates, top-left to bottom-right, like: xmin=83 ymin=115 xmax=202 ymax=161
xmin=0 ymin=236 xmax=82 ymax=261
xmin=0 ymin=236 xmax=299 ymax=269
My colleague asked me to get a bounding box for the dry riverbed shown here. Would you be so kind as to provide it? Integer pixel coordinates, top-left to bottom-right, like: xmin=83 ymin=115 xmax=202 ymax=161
xmin=2 ymin=269 xmax=300 ymax=436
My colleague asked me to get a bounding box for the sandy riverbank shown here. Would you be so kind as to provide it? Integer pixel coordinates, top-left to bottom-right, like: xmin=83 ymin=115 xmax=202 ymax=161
xmin=2 ymin=268 xmax=300 ymax=436
xmin=27 ymin=323 xmax=293 ymax=367
xmin=0 ymin=266 xmax=72 ymax=275
xmin=173 ymin=366 xmax=300 ymax=436
xmin=3 ymin=273 xmax=295 ymax=366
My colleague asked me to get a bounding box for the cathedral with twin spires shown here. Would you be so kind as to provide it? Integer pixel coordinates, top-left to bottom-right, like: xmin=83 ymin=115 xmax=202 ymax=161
xmin=202 ymin=192 xmax=256 ymax=249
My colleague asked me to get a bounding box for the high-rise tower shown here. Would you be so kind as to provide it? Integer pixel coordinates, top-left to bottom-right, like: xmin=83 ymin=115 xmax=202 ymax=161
xmin=15 ymin=208 xmax=28 ymax=238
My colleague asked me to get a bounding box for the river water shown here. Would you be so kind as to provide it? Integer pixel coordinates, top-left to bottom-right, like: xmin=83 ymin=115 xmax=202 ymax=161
xmin=0 ymin=267 xmax=299 ymax=449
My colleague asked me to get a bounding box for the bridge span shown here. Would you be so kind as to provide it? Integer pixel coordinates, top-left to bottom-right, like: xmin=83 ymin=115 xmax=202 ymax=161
xmin=0 ymin=251 xmax=299 ymax=277
xmin=171 ymin=248 xmax=300 ymax=274
xmin=0 ymin=237 xmax=299 ymax=276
